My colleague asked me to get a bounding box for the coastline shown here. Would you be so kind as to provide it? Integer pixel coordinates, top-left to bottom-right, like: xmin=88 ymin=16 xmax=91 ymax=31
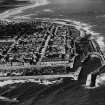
xmin=0 ymin=0 xmax=104 ymax=52
xmin=0 ymin=18 xmax=104 ymax=87
xmin=0 ymin=1 xmax=105 ymax=105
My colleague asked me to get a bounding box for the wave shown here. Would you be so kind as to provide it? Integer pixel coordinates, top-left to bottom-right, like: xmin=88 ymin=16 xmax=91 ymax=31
xmin=0 ymin=79 xmax=41 ymax=87
xmin=0 ymin=79 xmax=45 ymax=87
xmin=0 ymin=0 xmax=49 ymax=19
xmin=54 ymin=18 xmax=105 ymax=52
xmin=0 ymin=79 xmax=63 ymax=87
xmin=71 ymin=20 xmax=105 ymax=51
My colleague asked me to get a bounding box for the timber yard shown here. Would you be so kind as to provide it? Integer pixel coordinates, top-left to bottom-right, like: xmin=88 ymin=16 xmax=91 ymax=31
xmin=0 ymin=19 xmax=104 ymax=83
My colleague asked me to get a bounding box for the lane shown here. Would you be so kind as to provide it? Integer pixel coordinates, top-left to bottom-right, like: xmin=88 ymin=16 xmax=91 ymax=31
xmin=38 ymin=34 xmax=51 ymax=63
xmin=37 ymin=24 xmax=56 ymax=63
xmin=1 ymin=36 xmax=21 ymax=62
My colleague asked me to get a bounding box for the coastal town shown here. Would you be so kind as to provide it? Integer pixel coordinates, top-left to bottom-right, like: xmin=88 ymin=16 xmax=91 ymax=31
xmin=0 ymin=19 xmax=103 ymax=78
xmin=1 ymin=0 xmax=105 ymax=105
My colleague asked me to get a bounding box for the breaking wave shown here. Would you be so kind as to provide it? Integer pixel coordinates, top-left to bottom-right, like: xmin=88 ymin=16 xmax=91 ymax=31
xmin=51 ymin=18 xmax=105 ymax=52
xmin=0 ymin=0 xmax=49 ymax=19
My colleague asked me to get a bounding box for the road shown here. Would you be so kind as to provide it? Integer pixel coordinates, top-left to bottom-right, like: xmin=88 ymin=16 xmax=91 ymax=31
xmin=37 ymin=25 xmax=57 ymax=63
xmin=38 ymin=35 xmax=51 ymax=62
xmin=1 ymin=36 xmax=21 ymax=62
xmin=0 ymin=73 xmax=78 ymax=81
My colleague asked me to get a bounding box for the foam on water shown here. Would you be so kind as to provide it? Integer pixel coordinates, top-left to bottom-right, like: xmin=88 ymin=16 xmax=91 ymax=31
xmin=95 ymin=74 xmax=105 ymax=87
xmin=0 ymin=79 xmax=63 ymax=87
xmin=0 ymin=0 xmax=50 ymax=19
xmin=53 ymin=18 xmax=105 ymax=88
xmin=43 ymin=9 xmax=54 ymax=12
xmin=0 ymin=80 xmax=26 ymax=87
xmin=70 ymin=20 xmax=105 ymax=51
xmin=55 ymin=18 xmax=105 ymax=52
xmin=0 ymin=79 xmax=40 ymax=87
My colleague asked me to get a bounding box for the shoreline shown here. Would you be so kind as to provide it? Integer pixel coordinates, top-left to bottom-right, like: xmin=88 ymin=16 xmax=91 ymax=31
xmin=0 ymin=18 xmax=104 ymax=87
xmin=0 ymin=18 xmax=105 ymax=51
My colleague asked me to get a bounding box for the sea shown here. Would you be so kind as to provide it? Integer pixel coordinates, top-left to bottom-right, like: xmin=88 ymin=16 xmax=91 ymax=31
xmin=0 ymin=0 xmax=105 ymax=105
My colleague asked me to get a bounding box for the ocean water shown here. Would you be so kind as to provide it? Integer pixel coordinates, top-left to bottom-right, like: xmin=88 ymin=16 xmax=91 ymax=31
xmin=0 ymin=0 xmax=105 ymax=51
xmin=0 ymin=0 xmax=29 ymax=13
xmin=0 ymin=0 xmax=105 ymax=105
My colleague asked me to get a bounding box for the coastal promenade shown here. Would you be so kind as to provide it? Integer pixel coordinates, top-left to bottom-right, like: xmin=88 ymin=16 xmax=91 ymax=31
xmin=0 ymin=72 xmax=79 ymax=81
